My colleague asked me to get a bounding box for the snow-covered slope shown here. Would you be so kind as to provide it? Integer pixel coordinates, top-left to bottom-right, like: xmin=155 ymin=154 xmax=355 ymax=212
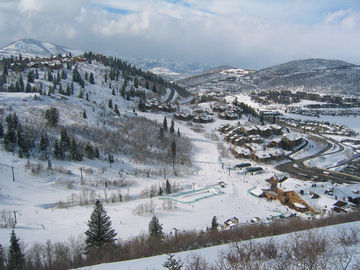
xmin=0 ymin=38 xmax=83 ymax=59
xmin=123 ymin=57 xmax=215 ymax=80
xmin=180 ymin=59 xmax=360 ymax=96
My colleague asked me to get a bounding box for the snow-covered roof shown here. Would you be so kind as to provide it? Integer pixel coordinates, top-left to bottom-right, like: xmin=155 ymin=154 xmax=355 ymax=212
xmin=233 ymin=146 xmax=251 ymax=156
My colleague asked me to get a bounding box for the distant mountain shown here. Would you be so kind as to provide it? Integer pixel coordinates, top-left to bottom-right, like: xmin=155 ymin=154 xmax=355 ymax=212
xmin=179 ymin=59 xmax=360 ymax=96
xmin=0 ymin=38 xmax=83 ymax=59
xmin=122 ymin=57 xmax=215 ymax=80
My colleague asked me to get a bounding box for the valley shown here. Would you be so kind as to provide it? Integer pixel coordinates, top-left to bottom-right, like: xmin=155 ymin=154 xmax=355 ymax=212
xmin=0 ymin=39 xmax=360 ymax=270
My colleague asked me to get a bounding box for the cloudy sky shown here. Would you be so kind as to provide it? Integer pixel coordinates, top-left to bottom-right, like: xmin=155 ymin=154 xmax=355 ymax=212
xmin=0 ymin=0 xmax=359 ymax=68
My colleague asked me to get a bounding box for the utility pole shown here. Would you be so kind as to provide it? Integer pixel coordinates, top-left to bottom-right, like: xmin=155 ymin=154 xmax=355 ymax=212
xmin=13 ymin=210 xmax=18 ymax=228
xmin=11 ymin=166 xmax=15 ymax=181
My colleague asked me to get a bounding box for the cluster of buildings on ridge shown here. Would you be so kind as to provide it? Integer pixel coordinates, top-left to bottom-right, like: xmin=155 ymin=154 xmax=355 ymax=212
xmin=219 ymin=122 xmax=303 ymax=162
xmin=9 ymin=54 xmax=86 ymax=71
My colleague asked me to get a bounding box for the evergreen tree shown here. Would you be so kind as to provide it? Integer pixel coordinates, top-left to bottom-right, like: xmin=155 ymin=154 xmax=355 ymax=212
xmin=171 ymin=140 xmax=176 ymax=158
xmin=45 ymin=107 xmax=59 ymax=127
xmin=177 ymin=128 xmax=181 ymax=137
xmin=158 ymin=127 xmax=164 ymax=139
xmin=39 ymin=133 xmax=49 ymax=152
xmin=0 ymin=243 xmax=5 ymax=270
xmin=35 ymin=69 xmax=39 ymax=79
xmin=25 ymin=82 xmax=31 ymax=92
xmin=114 ymin=104 xmax=120 ymax=115
xmin=54 ymin=140 xmax=64 ymax=160
xmin=84 ymin=143 xmax=94 ymax=159
xmin=60 ymin=128 xmax=70 ymax=152
xmin=134 ymin=77 xmax=139 ymax=88
xmin=27 ymin=70 xmax=34 ymax=83
xmin=6 ymin=113 xmax=19 ymax=131
xmin=7 ymin=230 xmax=25 ymax=270
xmin=148 ymin=215 xmax=163 ymax=238
xmin=112 ymin=88 xmax=115 ymax=96
xmin=108 ymin=154 xmax=114 ymax=168
xmin=165 ymin=179 xmax=171 ymax=194
xmin=18 ymin=75 xmax=24 ymax=92
xmin=70 ymin=137 xmax=82 ymax=161
xmin=138 ymin=99 xmax=145 ymax=112
xmin=61 ymin=69 xmax=67 ymax=79
xmin=158 ymin=186 xmax=163 ymax=196
xmin=78 ymin=89 xmax=84 ymax=99
xmin=85 ymin=200 xmax=117 ymax=252
xmin=89 ymin=72 xmax=95 ymax=84
xmin=83 ymin=110 xmax=87 ymax=119
xmin=3 ymin=129 xmax=17 ymax=152
xmin=163 ymin=254 xmax=183 ymax=270
xmin=170 ymin=119 xmax=175 ymax=134
xmin=0 ymin=122 xmax=3 ymax=138
xmin=108 ymin=99 xmax=113 ymax=109
xmin=163 ymin=117 xmax=168 ymax=132
xmin=211 ymin=216 xmax=219 ymax=231
xmin=48 ymin=70 xmax=53 ymax=81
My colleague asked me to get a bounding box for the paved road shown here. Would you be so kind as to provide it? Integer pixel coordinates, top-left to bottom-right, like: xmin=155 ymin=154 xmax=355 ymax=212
xmin=164 ymin=88 xmax=175 ymax=103
xmin=276 ymin=134 xmax=360 ymax=184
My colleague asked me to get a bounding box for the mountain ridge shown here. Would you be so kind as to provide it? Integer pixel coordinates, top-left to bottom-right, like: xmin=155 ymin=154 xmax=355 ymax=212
xmin=0 ymin=38 xmax=83 ymax=59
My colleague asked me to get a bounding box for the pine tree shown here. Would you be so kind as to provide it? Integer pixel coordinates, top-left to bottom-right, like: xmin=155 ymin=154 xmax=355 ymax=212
xmin=171 ymin=140 xmax=176 ymax=158
xmin=0 ymin=122 xmax=3 ymax=138
xmin=163 ymin=116 xmax=168 ymax=132
xmin=158 ymin=127 xmax=164 ymax=139
xmin=89 ymin=72 xmax=95 ymax=84
xmin=25 ymin=82 xmax=31 ymax=92
xmin=108 ymin=99 xmax=113 ymax=109
xmin=0 ymin=243 xmax=5 ymax=270
xmin=7 ymin=230 xmax=25 ymax=270
xmin=83 ymin=110 xmax=87 ymax=119
xmin=60 ymin=128 xmax=70 ymax=151
xmin=165 ymin=179 xmax=171 ymax=194
xmin=45 ymin=107 xmax=59 ymax=127
xmin=163 ymin=254 xmax=183 ymax=270
xmin=170 ymin=119 xmax=175 ymax=134
xmin=85 ymin=200 xmax=117 ymax=252
xmin=39 ymin=133 xmax=49 ymax=152
xmin=70 ymin=137 xmax=82 ymax=161
xmin=211 ymin=216 xmax=219 ymax=231
xmin=148 ymin=215 xmax=163 ymax=238
xmin=84 ymin=143 xmax=94 ymax=159
xmin=177 ymin=128 xmax=181 ymax=137
xmin=114 ymin=104 xmax=120 ymax=115
xmin=61 ymin=69 xmax=67 ymax=79
xmin=54 ymin=140 xmax=64 ymax=160
xmin=108 ymin=154 xmax=114 ymax=168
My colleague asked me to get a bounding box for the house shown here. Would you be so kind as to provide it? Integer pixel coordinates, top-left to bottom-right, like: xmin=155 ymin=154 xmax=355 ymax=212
xmin=281 ymin=133 xmax=303 ymax=150
xmin=253 ymin=150 xmax=272 ymax=162
xmin=269 ymin=124 xmax=283 ymax=135
xmin=233 ymin=163 xmax=251 ymax=170
xmin=245 ymin=167 xmax=264 ymax=175
xmin=232 ymin=147 xmax=252 ymax=159
xmin=268 ymin=148 xmax=284 ymax=160
xmin=256 ymin=125 xmax=273 ymax=137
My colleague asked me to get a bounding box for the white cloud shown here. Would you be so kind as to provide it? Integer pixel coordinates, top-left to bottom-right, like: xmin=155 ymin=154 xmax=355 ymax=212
xmin=0 ymin=0 xmax=359 ymax=68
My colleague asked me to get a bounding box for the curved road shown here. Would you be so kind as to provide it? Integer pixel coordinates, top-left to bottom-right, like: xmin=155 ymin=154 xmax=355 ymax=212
xmin=276 ymin=134 xmax=360 ymax=184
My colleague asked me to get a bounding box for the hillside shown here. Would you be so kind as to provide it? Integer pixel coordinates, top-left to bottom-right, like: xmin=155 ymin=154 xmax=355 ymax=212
xmin=179 ymin=59 xmax=360 ymax=96
xmin=0 ymin=38 xmax=83 ymax=59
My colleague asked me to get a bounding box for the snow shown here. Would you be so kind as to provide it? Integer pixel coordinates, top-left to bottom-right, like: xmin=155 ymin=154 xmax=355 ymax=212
xmin=74 ymin=221 xmax=360 ymax=270
xmin=0 ymin=54 xmax=360 ymax=270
